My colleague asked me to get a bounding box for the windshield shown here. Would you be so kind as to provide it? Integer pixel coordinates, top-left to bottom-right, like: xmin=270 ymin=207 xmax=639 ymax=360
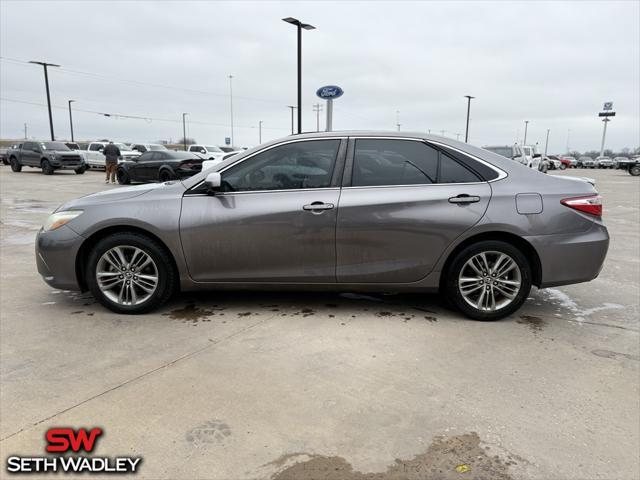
xmin=219 ymin=146 xmax=234 ymax=152
xmin=40 ymin=142 xmax=70 ymax=151
xmin=205 ymin=146 xmax=223 ymax=152
xmin=115 ymin=143 xmax=132 ymax=151
xmin=149 ymin=145 xmax=168 ymax=151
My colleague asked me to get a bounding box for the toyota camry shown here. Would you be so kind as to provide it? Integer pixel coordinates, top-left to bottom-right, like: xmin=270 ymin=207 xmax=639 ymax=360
xmin=35 ymin=132 xmax=609 ymax=320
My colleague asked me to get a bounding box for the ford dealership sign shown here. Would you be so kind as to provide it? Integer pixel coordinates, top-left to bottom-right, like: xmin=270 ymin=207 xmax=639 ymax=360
xmin=316 ymin=85 xmax=344 ymax=99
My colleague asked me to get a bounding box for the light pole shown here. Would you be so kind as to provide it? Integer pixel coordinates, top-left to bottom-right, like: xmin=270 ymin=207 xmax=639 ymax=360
xmin=68 ymin=100 xmax=76 ymax=142
xmin=544 ymin=129 xmax=550 ymax=156
xmin=287 ymin=105 xmax=296 ymax=134
xmin=29 ymin=60 xmax=60 ymax=141
xmin=258 ymin=120 xmax=263 ymax=144
xmin=228 ymin=75 xmax=234 ymax=147
xmin=396 ymin=110 xmax=401 ymax=131
xmin=24 ymin=123 xmax=28 ymax=140
xmin=523 ymin=120 xmax=529 ymax=145
xmin=182 ymin=113 xmax=189 ymax=151
xmin=464 ymin=95 xmax=474 ymax=142
xmin=283 ymin=17 xmax=315 ymax=134
xmin=566 ymin=129 xmax=571 ymax=153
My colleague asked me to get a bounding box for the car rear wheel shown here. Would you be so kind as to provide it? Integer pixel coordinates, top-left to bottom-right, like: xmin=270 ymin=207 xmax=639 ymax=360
xmin=86 ymin=232 xmax=176 ymax=314
xmin=630 ymin=166 xmax=640 ymax=176
xmin=41 ymin=159 xmax=54 ymax=175
xmin=10 ymin=157 xmax=22 ymax=172
xmin=159 ymin=169 xmax=174 ymax=182
xmin=445 ymin=240 xmax=532 ymax=321
xmin=116 ymin=168 xmax=130 ymax=184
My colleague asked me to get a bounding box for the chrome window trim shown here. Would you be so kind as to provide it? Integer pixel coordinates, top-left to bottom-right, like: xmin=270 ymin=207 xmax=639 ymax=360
xmin=187 ymin=136 xmax=347 ymax=194
xmin=184 ymin=187 xmax=341 ymax=197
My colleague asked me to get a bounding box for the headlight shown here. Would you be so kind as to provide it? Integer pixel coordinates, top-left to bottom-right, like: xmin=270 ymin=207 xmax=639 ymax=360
xmin=43 ymin=210 xmax=83 ymax=232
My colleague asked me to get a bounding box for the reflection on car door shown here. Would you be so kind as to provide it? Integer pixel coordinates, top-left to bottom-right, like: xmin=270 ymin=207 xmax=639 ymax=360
xmin=336 ymin=138 xmax=491 ymax=283
xmin=180 ymin=138 xmax=346 ymax=282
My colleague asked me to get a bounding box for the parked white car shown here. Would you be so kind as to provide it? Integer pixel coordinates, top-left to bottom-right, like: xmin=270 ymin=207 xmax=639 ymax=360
xmin=596 ymin=156 xmax=614 ymax=168
xmin=188 ymin=145 xmax=226 ymax=161
xmin=200 ymin=151 xmax=241 ymax=171
xmin=85 ymin=142 xmax=141 ymax=169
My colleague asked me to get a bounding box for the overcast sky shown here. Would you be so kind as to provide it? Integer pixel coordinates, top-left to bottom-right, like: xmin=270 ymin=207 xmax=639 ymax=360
xmin=1 ymin=0 xmax=638 ymax=152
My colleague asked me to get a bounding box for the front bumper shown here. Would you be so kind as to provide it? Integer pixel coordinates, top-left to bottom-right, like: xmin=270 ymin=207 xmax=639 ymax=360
xmin=35 ymin=225 xmax=84 ymax=290
xmin=526 ymin=221 xmax=609 ymax=288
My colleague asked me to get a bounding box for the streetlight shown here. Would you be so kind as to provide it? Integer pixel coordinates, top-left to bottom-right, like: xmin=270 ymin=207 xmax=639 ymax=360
xmin=68 ymin=100 xmax=76 ymax=142
xmin=182 ymin=113 xmax=189 ymax=151
xmin=228 ymin=75 xmax=234 ymax=147
xmin=258 ymin=120 xmax=263 ymax=144
xmin=396 ymin=110 xmax=401 ymax=131
xmin=282 ymin=17 xmax=315 ymax=134
xmin=29 ymin=60 xmax=60 ymax=141
xmin=464 ymin=95 xmax=474 ymax=142
xmin=523 ymin=120 xmax=529 ymax=145
xmin=544 ymin=129 xmax=550 ymax=156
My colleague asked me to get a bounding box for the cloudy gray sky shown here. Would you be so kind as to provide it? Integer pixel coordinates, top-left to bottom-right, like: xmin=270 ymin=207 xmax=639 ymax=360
xmin=1 ymin=0 xmax=638 ymax=152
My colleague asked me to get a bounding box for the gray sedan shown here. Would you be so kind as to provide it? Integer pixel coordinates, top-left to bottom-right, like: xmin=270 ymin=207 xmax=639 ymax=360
xmin=35 ymin=132 xmax=609 ymax=320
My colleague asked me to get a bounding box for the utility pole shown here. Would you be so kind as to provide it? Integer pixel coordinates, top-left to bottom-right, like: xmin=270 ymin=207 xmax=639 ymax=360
xmin=24 ymin=123 xmax=28 ymax=140
xmin=396 ymin=110 xmax=401 ymax=131
xmin=523 ymin=120 xmax=529 ymax=145
xmin=544 ymin=129 xmax=550 ymax=156
xmin=440 ymin=130 xmax=446 ymax=137
xmin=258 ymin=120 xmax=263 ymax=144
xmin=68 ymin=100 xmax=75 ymax=142
xmin=228 ymin=75 xmax=234 ymax=147
xmin=29 ymin=60 xmax=60 ymax=141
xmin=287 ymin=106 xmax=296 ymax=134
xmin=566 ymin=129 xmax=571 ymax=154
xmin=464 ymin=95 xmax=474 ymax=142
xmin=456 ymin=133 xmax=461 ymax=141
xmin=312 ymin=103 xmax=322 ymax=132
xmin=182 ymin=113 xmax=189 ymax=151
xmin=283 ymin=17 xmax=315 ymax=134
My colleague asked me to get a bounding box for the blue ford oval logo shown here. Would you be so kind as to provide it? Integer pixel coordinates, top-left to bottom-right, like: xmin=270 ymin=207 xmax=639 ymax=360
xmin=316 ymin=85 xmax=344 ymax=99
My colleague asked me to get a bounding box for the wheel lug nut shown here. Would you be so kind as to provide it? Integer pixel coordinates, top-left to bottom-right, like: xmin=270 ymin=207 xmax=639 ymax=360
xmin=119 ymin=275 xmax=124 ymax=279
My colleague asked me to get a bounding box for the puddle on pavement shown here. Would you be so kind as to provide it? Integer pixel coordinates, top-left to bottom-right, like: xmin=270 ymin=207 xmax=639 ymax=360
xmin=164 ymin=303 xmax=214 ymax=322
xmin=1 ymin=198 xmax=57 ymax=214
xmin=517 ymin=315 xmax=547 ymax=333
xmin=268 ymin=432 xmax=517 ymax=480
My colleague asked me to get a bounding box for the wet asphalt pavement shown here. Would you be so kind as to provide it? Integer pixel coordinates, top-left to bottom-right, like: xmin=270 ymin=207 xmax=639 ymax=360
xmin=1 ymin=166 xmax=638 ymax=479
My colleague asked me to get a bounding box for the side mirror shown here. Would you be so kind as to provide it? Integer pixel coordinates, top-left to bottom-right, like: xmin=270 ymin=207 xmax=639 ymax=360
xmin=204 ymin=172 xmax=221 ymax=193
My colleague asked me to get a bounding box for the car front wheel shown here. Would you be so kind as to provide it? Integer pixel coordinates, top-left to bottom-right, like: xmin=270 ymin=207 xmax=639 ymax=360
xmin=116 ymin=168 xmax=130 ymax=184
xmin=86 ymin=232 xmax=176 ymax=314
xmin=630 ymin=166 xmax=640 ymax=176
xmin=41 ymin=159 xmax=54 ymax=175
xmin=445 ymin=241 xmax=532 ymax=321
xmin=10 ymin=157 xmax=22 ymax=172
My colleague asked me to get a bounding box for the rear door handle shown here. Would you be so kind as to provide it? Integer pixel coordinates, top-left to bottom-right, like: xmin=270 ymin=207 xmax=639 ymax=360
xmin=303 ymin=202 xmax=335 ymax=212
xmin=449 ymin=194 xmax=481 ymax=204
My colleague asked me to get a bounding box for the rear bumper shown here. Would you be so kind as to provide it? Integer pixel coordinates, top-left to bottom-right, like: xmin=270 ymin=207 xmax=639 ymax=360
xmin=35 ymin=225 xmax=84 ymax=290
xmin=526 ymin=222 xmax=609 ymax=288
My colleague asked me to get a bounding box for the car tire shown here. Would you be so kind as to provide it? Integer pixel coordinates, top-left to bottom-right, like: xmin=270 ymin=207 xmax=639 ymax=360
xmin=630 ymin=166 xmax=640 ymax=176
xmin=75 ymin=166 xmax=86 ymax=174
xmin=159 ymin=169 xmax=173 ymax=182
xmin=444 ymin=240 xmax=532 ymax=321
xmin=9 ymin=157 xmax=22 ymax=172
xmin=86 ymin=232 xmax=177 ymax=314
xmin=116 ymin=168 xmax=130 ymax=184
xmin=41 ymin=159 xmax=54 ymax=175
xmin=559 ymin=164 xmax=567 ymax=170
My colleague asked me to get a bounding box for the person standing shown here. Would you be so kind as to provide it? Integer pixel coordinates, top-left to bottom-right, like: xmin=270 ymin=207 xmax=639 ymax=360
xmin=103 ymin=141 xmax=121 ymax=184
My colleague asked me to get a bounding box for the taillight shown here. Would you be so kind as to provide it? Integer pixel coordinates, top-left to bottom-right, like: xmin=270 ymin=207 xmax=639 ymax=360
xmin=561 ymin=194 xmax=602 ymax=217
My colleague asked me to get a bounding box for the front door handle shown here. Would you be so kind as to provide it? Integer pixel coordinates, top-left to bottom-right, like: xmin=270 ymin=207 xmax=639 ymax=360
xmin=449 ymin=194 xmax=481 ymax=204
xmin=303 ymin=202 xmax=335 ymax=212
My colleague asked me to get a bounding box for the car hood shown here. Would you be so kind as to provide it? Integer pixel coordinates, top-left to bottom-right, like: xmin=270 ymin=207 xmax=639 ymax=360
xmin=56 ymin=182 xmax=184 ymax=211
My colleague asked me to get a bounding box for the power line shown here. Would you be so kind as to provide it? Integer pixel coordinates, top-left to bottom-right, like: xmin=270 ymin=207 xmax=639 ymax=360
xmin=0 ymin=97 xmax=289 ymax=131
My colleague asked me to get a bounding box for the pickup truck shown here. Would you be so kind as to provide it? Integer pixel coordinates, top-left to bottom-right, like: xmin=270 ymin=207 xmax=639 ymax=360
xmin=84 ymin=141 xmax=141 ymax=169
xmin=483 ymin=144 xmax=547 ymax=172
xmin=8 ymin=141 xmax=86 ymax=174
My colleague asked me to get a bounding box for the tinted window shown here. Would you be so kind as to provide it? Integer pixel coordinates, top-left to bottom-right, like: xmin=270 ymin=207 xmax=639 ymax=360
xmin=439 ymin=153 xmax=481 ymax=183
xmin=436 ymin=144 xmax=495 ymax=181
xmin=23 ymin=141 xmax=37 ymax=151
xmin=138 ymin=152 xmax=154 ymax=162
xmin=352 ymin=139 xmax=438 ymax=186
xmin=221 ymin=140 xmax=340 ymax=192
xmin=89 ymin=143 xmax=104 ymax=151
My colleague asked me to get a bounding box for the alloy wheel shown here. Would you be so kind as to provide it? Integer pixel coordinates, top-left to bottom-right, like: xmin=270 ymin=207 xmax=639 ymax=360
xmin=96 ymin=245 xmax=159 ymax=306
xmin=458 ymin=251 xmax=522 ymax=311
